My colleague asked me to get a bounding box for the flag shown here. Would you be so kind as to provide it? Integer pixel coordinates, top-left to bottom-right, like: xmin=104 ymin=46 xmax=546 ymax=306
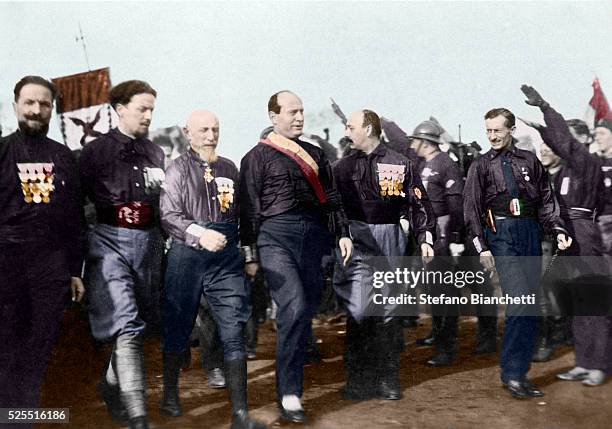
xmin=585 ymin=77 xmax=612 ymax=129
xmin=52 ymin=68 xmax=117 ymax=150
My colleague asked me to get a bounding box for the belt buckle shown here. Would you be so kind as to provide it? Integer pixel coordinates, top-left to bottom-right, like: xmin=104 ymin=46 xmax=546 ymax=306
xmin=509 ymin=198 xmax=521 ymax=216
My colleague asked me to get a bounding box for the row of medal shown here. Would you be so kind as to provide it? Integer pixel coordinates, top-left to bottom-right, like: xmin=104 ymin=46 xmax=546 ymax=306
xmin=17 ymin=163 xmax=55 ymax=204
xmin=378 ymin=163 xmax=406 ymax=197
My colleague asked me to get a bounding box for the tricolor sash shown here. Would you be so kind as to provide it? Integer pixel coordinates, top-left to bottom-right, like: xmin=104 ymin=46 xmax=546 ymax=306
xmin=259 ymin=132 xmax=327 ymax=203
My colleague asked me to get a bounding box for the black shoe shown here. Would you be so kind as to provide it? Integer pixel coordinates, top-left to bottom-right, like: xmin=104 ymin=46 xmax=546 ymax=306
xmin=503 ymin=380 xmax=530 ymax=399
xmin=416 ymin=333 xmax=435 ymax=346
xmin=97 ymin=380 xmax=128 ymax=422
xmin=532 ymin=345 xmax=554 ymax=362
xmin=128 ymin=416 xmax=149 ymax=429
xmin=160 ymin=352 xmax=183 ymax=417
xmin=207 ymin=367 xmax=227 ymax=389
xmin=278 ymin=405 xmax=307 ymax=424
xmin=378 ymin=381 xmax=402 ymax=400
xmin=231 ymin=409 xmax=269 ymax=429
xmin=473 ymin=340 xmax=497 ymax=355
xmin=522 ymin=380 xmax=545 ymax=397
xmin=426 ymin=353 xmax=456 ymax=367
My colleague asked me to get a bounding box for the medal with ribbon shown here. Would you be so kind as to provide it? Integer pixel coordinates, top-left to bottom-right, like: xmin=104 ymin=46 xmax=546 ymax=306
xmin=214 ymin=177 xmax=234 ymax=213
xmin=17 ymin=162 xmax=55 ymax=204
xmin=377 ymin=163 xmax=406 ymax=198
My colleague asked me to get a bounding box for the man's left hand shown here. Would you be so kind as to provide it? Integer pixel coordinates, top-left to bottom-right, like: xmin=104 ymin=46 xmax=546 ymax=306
xmin=70 ymin=277 xmax=85 ymax=302
xmin=421 ymin=243 xmax=434 ymax=265
xmin=339 ymin=237 xmax=353 ymax=266
xmin=557 ymin=233 xmax=572 ymax=250
xmin=144 ymin=167 xmax=166 ymax=190
xmin=521 ymin=84 xmax=548 ymax=108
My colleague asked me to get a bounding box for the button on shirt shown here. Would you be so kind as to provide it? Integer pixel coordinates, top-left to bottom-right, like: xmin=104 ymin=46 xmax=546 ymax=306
xmin=79 ymin=128 xmax=165 ymax=210
xmin=161 ymin=150 xmax=239 ymax=247
xmin=332 ymin=144 xmax=436 ymax=246
xmin=463 ymin=143 xmax=564 ymax=252
xmin=239 ymin=138 xmax=350 ymax=246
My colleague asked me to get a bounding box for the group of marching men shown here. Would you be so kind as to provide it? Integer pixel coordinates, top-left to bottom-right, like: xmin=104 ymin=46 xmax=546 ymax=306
xmin=1 ymin=74 xmax=612 ymax=429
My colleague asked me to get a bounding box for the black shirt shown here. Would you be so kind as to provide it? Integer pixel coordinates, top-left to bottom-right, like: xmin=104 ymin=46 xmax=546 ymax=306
xmin=239 ymin=137 xmax=349 ymax=246
xmin=0 ymin=131 xmax=85 ymax=276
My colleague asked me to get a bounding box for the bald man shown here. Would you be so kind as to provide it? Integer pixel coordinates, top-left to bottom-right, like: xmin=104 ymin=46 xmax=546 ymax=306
xmin=160 ymin=110 xmax=267 ymax=429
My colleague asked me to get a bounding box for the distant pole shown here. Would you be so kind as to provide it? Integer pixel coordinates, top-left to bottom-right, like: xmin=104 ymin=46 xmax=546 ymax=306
xmin=458 ymin=124 xmax=462 ymax=143
xmin=76 ymin=23 xmax=91 ymax=71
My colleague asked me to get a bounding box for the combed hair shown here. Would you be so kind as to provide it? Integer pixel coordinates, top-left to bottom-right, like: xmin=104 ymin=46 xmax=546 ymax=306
xmin=109 ymin=80 xmax=157 ymax=109
xmin=362 ymin=109 xmax=382 ymax=138
xmin=484 ymin=107 xmax=515 ymax=128
xmin=566 ymin=119 xmax=590 ymax=137
xmin=14 ymin=76 xmax=57 ymax=102
xmin=268 ymin=90 xmax=295 ymax=114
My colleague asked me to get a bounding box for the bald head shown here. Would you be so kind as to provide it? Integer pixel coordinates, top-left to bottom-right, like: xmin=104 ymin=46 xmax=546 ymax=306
xmin=184 ymin=109 xmax=220 ymax=153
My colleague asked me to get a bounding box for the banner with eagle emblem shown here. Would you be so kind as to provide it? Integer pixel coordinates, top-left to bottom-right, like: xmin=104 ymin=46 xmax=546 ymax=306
xmin=52 ymin=68 xmax=117 ymax=150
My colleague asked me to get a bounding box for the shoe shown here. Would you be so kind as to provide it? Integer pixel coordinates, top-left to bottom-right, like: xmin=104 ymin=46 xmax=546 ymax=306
xmin=246 ymin=350 xmax=257 ymax=360
xmin=207 ymin=367 xmax=226 ymax=389
xmin=502 ymin=380 xmax=530 ymax=399
xmin=473 ymin=340 xmax=497 ymax=355
xmin=582 ymin=370 xmax=606 ymax=386
xmin=97 ymin=380 xmax=128 ymax=422
xmin=416 ymin=333 xmax=435 ymax=346
xmin=532 ymin=345 xmax=554 ymax=362
xmin=160 ymin=352 xmax=183 ymax=417
xmin=522 ymin=380 xmax=544 ymax=397
xmin=426 ymin=353 xmax=455 ymax=367
xmin=278 ymin=405 xmax=307 ymax=424
xmin=231 ymin=409 xmax=269 ymax=429
xmin=378 ymin=381 xmax=402 ymax=400
xmin=128 ymin=416 xmax=149 ymax=429
xmin=556 ymin=367 xmax=589 ymax=381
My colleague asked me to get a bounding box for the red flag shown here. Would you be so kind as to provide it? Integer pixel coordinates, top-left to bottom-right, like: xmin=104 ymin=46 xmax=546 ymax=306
xmin=586 ymin=78 xmax=612 ymax=128
xmin=52 ymin=68 xmax=117 ymax=150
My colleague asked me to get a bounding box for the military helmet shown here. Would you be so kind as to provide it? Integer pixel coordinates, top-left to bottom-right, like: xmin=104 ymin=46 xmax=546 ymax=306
xmin=409 ymin=120 xmax=443 ymax=145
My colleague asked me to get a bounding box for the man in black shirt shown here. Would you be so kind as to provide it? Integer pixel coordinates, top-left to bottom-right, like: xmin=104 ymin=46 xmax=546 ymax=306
xmin=239 ymin=91 xmax=352 ymax=423
xmin=80 ymin=80 xmax=165 ymax=429
xmin=0 ymin=76 xmax=85 ymax=422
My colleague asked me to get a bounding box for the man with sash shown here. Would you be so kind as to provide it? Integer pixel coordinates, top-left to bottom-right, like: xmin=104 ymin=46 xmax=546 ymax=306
xmin=332 ymin=109 xmax=436 ymax=400
xmin=159 ymin=109 xmax=267 ymax=429
xmin=464 ymin=107 xmax=572 ymax=399
xmin=0 ymin=76 xmax=85 ymax=420
xmin=239 ymin=90 xmax=353 ymax=423
xmin=521 ymin=85 xmax=612 ymax=385
xmin=80 ymin=80 xmax=165 ymax=429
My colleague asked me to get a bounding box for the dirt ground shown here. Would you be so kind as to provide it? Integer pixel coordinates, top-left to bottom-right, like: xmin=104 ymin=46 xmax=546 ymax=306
xmin=39 ymin=308 xmax=611 ymax=429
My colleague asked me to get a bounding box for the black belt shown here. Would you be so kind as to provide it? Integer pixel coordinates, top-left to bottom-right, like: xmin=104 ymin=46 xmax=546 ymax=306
xmin=490 ymin=196 xmax=537 ymax=218
xmin=560 ymin=207 xmax=595 ymax=221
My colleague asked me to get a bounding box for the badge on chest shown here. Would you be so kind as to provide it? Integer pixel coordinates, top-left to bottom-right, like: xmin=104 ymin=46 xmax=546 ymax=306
xmin=214 ymin=177 xmax=234 ymax=213
xmin=17 ymin=163 xmax=55 ymax=204
xmin=377 ymin=163 xmax=406 ymax=197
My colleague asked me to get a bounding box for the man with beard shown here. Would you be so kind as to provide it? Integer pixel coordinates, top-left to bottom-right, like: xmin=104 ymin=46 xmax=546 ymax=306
xmin=159 ymin=109 xmax=267 ymax=429
xmin=464 ymin=107 xmax=571 ymax=399
xmin=333 ymin=109 xmax=435 ymax=400
xmin=240 ymin=91 xmax=352 ymax=423
xmin=80 ymin=80 xmax=165 ymax=429
xmin=0 ymin=76 xmax=85 ymax=422
xmin=521 ymin=85 xmax=612 ymax=385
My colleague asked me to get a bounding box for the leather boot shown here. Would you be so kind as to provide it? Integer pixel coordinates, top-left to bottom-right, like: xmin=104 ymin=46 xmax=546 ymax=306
xmin=341 ymin=315 xmax=374 ymax=400
xmin=474 ymin=316 xmax=498 ymax=354
xmin=114 ymin=332 xmax=148 ymax=424
xmin=225 ymin=359 xmax=268 ymax=429
xmin=377 ymin=320 xmax=402 ymax=400
xmin=532 ymin=317 xmax=554 ymax=362
xmin=427 ymin=316 xmax=457 ymax=366
xmin=160 ymin=352 xmax=183 ymax=416
xmin=98 ymin=351 xmax=128 ymax=422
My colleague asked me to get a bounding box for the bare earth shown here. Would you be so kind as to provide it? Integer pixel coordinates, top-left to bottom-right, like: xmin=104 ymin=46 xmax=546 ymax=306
xmin=39 ymin=309 xmax=611 ymax=429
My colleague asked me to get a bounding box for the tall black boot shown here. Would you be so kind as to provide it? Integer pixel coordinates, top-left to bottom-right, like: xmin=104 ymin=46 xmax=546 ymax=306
xmin=474 ymin=316 xmax=498 ymax=354
xmin=416 ymin=316 xmax=440 ymax=346
xmin=113 ymin=332 xmax=148 ymax=429
xmin=377 ymin=319 xmax=402 ymax=400
xmin=427 ymin=316 xmax=458 ymax=366
xmin=160 ymin=352 xmax=183 ymax=416
xmin=532 ymin=317 xmax=554 ymax=362
xmin=341 ymin=315 xmax=374 ymax=400
xmin=225 ymin=359 xmax=268 ymax=429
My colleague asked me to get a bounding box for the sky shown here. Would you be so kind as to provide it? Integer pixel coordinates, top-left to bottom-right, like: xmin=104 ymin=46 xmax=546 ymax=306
xmin=1 ymin=1 xmax=611 ymax=163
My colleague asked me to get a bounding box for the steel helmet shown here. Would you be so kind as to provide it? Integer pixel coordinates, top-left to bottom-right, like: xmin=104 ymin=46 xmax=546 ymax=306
xmin=409 ymin=120 xmax=443 ymax=145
